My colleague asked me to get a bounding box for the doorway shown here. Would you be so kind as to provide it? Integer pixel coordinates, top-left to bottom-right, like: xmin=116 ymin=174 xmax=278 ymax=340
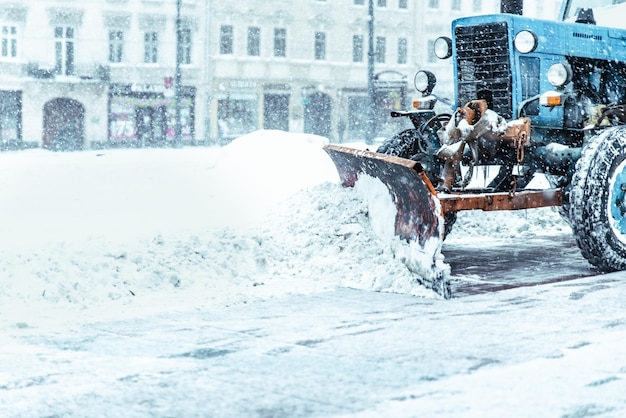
xmin=303 ymin=91 xmax=332 ymax=138
xmin=43 ymin=98 xmax=85 ymax=151
xmin=263 ymin=94 xmax=289 ymax=131
xmin=136 ymin=106 xmax=166 ymax=146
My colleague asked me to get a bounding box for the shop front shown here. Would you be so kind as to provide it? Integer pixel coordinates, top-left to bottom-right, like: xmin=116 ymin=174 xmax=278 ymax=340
xmin=108 ymin=83 xmax=195 ymax=147
xmin=215 ymin=80 xmax=259 ymax=144
xmin=0 ymin=90 xmax=22 ymax=146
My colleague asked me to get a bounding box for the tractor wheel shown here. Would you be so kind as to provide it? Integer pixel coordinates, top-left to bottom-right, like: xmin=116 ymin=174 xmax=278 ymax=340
xmin=569 ymin=126 xmax=626 ymax=271
xmin=376 ymin=129 xmax=421 ymax=157
xmin=377 ymin=127 xmax=457 ymax=238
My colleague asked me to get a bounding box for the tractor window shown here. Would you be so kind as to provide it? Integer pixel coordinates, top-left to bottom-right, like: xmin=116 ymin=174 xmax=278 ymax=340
xmin=570 ymin=60 xmax=603 ymax=101
xmin=562 ymin=0 xmax=626 ymax=20
xmin=601 ymin=63 xmax=626 ymax=104
xmin=587 ymin=66 xmax=603 ymax=100
xmin=520 ymin=56 xmax=540 ymax=115
xmin=571 ymin=59 xmax=626 ymax=106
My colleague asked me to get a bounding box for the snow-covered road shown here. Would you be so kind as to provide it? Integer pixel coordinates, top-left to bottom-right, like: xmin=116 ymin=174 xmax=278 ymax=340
xmin=3 ymin=273 xmax=626 ymax=418
xmin=447 ymin=234 xmax=595 ymax=296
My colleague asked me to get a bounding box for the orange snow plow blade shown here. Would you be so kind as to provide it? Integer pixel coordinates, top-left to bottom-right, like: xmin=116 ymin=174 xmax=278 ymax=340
xmin=323 ymin=145 xmax=443 ymax=247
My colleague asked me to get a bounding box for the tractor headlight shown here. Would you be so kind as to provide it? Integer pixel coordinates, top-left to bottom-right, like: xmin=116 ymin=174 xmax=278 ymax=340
xmin=414 ymin=70 xmax=437 ymax=95
xmin=547 ymin=62 xmax=573 ymax=88
xmin=434 ymin=37 xmax=453 ymax=59
xmin=514 ymin=30 xmax=537 ymax=54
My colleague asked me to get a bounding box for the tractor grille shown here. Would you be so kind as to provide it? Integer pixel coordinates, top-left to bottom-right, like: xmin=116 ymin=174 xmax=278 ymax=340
xmin=455 ymin=22 xmax=513 ymax=119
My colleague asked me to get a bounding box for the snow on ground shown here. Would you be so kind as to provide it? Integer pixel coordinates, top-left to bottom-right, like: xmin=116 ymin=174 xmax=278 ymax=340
xmin=0 ymin=130 xmax=570 ymax=331
xmin=7 ymin=130 xmax=618 ymax=418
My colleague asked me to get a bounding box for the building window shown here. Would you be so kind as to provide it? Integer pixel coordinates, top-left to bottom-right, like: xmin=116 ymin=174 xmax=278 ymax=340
xmin=1 ymin=25 xmax=18 ymax=59
xmin=352 ymin=35 xmax=363 ymax=62
xmin=144 ymin=31 xmax=158 ymax=63
xmin=452 ymin=0 xmax=461 ymax=10
xmin=472 ymin=0 xmax=482 ymax=12
xmin=180 ymin=28 xmax=191 ymax=64
xmin=54 ymin=26 xmax=74 ymax=75
xmin=398 ymin=38 xmax=407 ymax=64
xmin=399 ymin=0 xmax=408 ymax=8
xmin=274 ymin=28 xmax=286 ymax=57
xmin=315 ymin=32 xmax=326 ymax=60
xmin=247 ymin=27 xmax=260 ymax=56
xmin=218 ymin=98 xmax=258 ymax=141
xmin=354 ymin=0 xmax=365 ymax=4
xmin=428 ymin=0 xmax=439 ymax=9
xmin=220 ymin=25 xmax=233 ymax=54
xmin=0 ymin=91 xmax=21 ymax=142
xmin=378 ymin=0 xmax=387 ymax=6
xmin=375 ymin=36 xmax=386 ymax=63
xmin=109 ymin=30 xmax=123 ymax=63
xmin=427 ymin=39 xmax=436 ymax=63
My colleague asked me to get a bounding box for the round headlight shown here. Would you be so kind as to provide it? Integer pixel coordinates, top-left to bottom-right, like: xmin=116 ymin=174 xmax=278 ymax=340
xmin=514 ymin=30 xmax=537 ymax=54
xmin=547 ymin=62 xmax=572 ymax=88
xmin=434 ymin=37 xmax=452 ymax=59
xmin=414 ymin=70 xmax=437 ymax=95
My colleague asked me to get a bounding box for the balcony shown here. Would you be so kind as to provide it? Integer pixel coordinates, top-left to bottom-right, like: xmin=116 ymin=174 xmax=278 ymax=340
xmin=26 ymin=63 xmax=110 ymax=82
xmin=108 ymin=64 xmax=200 ymax=85
xmin=26 ymin=63 xmax=54 ymax=79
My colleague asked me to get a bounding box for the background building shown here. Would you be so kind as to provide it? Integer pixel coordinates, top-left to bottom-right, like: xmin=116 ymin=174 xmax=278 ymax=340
xmin=208 ymin=0 xmax=421 ymax=142
xmin=0 ymin=0 xmax=563 ymax=149
xmin=0 ymin=0 xmax=207 ymax=150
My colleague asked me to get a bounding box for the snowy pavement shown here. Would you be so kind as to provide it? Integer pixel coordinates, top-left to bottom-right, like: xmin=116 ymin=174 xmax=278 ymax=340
xmin=2 ymin=273 xmax=626 ymax=417
xmin=447 ymin=234 xmax=595 ymax=296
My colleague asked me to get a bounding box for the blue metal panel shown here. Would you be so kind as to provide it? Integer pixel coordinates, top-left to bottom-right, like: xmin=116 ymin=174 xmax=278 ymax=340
xmin=449 ymin=13 xmax=626 ymax=129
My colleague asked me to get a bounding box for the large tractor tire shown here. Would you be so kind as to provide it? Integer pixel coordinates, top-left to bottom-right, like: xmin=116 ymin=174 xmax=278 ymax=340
xmin=376 ymin=114 xmax=451 ymax=158
xmin=569 ymin=126 xmax=626 ymax=271
xmin=376 ymin=129 xmax=421 ymax=157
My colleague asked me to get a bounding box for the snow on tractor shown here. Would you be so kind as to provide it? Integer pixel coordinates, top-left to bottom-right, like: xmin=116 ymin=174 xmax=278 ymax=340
xmin=325 ymin=0 xmax=626 ymax=297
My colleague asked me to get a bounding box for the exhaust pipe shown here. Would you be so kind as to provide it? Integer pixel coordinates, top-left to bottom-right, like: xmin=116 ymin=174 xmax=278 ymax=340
xmin=501 ymin=0 xmax=523 ymax=15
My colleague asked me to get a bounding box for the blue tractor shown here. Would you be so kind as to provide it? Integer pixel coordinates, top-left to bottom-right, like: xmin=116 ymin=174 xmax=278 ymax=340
xmin=325 ymin=0 xmax=626 ymax=296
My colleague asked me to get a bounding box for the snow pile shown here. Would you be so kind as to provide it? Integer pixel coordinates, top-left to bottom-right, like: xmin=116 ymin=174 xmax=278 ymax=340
xmin=0 ymin=130 xmax=571 ymax=328
xmin=449 ymin=207 xmax=571 ymax=240
xmin=209 ymin=130 xmax=339 ymax=225
xmin=191 ymin=130 xmax=449 ymax=299
xmin=252 ymin=182 xmax=440 ymax=297
xmin=0 ymin=131 xmax=438 ymax=328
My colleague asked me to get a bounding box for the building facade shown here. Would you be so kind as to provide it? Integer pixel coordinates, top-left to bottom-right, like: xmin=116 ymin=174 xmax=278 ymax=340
xmin=0 ymin=0 xmax=563 ymax=149
xmin=0 ymin=0 xmax=207 ymax=150
xmin=208 ymin=0 xmax=422 ymax=143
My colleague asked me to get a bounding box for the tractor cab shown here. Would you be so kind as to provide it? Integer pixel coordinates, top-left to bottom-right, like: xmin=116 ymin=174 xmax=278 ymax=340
xmin=560 ymin=0 xmax=626 ymax=25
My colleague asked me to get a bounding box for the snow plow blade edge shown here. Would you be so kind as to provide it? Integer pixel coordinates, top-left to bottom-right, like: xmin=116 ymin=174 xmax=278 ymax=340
xmin=323 ymin=144 xmax=443 ymax=248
